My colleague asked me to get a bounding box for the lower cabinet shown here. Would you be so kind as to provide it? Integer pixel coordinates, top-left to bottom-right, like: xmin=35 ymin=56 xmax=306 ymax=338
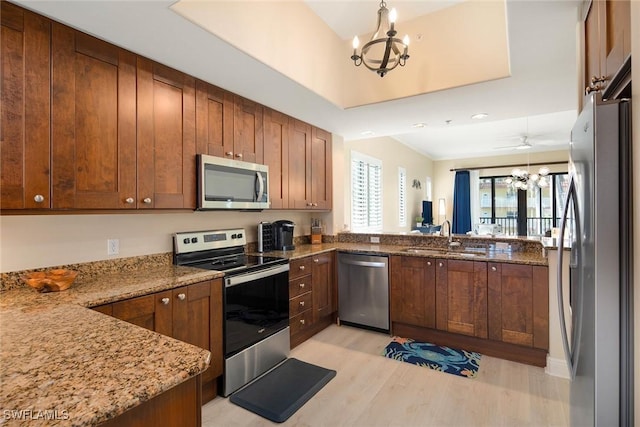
xmin=288 ymin=253 xmax=336 ymax=348
xmin=93 ymin=279 xmax=223 ymax=404
xmin=390 ymin=256 xmax=549 ymax=367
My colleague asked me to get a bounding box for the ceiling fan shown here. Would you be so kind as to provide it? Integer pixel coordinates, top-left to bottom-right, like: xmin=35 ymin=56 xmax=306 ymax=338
xmin=492 ymin=135 xmax=566 ymax=151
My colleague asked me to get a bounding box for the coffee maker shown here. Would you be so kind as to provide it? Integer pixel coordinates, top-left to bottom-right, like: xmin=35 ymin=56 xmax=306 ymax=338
xmin=258 ymin=220 xmax=295 ymax=252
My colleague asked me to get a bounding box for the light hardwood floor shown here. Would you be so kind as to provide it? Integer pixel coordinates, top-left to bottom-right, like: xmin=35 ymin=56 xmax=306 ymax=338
xmin=202 ymin=325 xmax=570 ymax=427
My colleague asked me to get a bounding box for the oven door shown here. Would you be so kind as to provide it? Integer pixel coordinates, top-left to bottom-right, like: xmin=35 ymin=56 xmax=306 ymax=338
xmin=223 ymin=263 xmax=289 ymax=357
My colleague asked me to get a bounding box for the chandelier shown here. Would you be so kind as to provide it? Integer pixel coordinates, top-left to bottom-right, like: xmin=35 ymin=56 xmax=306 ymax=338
xmin=506 ymin=166 xmax=550 ymax=191
xmin=350 ymin=1 xmax=410 ymax=77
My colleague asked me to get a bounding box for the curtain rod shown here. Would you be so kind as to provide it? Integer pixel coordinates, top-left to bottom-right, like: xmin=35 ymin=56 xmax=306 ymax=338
xmin=449 ymin=160 xmax=567 ymax=172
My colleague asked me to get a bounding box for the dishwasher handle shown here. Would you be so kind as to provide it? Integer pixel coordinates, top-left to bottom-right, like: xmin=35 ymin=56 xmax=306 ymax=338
xmin=339 ymin=259 xmax=386 ymax=268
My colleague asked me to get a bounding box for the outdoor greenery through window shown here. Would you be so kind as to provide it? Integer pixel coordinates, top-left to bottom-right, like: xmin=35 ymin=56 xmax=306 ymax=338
xmin=478 ymin=173 xmax=570 ymax=236
xmin=351 ymin=151 xmax=382 ymax=232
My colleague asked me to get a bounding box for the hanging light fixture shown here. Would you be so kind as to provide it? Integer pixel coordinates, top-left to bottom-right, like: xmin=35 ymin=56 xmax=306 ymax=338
xmin=350 ymin=1 xmax=410 ymax=77
xmin=505 ymin=166 xmax=551 ymax=191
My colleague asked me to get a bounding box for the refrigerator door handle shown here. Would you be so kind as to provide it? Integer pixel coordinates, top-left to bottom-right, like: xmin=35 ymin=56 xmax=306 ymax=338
xmin=557 ymin=176 xmax=582 ymax=380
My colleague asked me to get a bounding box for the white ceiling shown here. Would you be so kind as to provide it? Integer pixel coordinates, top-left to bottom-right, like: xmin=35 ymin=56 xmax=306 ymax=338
xmin=15 ymin=0 xmax=581 ymax=160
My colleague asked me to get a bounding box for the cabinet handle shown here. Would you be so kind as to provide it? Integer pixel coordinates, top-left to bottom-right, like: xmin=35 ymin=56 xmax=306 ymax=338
xmin=427 ymin=261 xmax=432 ymax=266
xmin=299 ymin=283 xmax=305 ymax=289
xmin=439 ymin=262 xmax=444 ymax=267
xmin=125 ymin=197 xmax=135 ymax=204
xmin=307 ymin=202 xmax=313 ymax=207
xmin=313 ymin=258 xmax=319 ymax=263
xmin=33 ymin=194 xmax=45 ymax=203
xmin=161 ymin=297 xmax=170 ymax=305
xmin=491 ymin=266 xmax=497 ymax=271
xmin=299 ymin=301 xmax=305 ymax=307
xmin=235 ymin=153 xmax=243 ymax=159
xmin=299 ymin=265 xmax=305 ymax=271
xmin=313 ymin=203 xmax=318 ymax=207
xmin=143 ymin=198 xmax=152 ymax=204
xmin=177 ymin=293 xmax=186 ymax=301
xmin=300 ymin=319 xmax=305 ymax=325
xmin=225 ymin=151 xmax=233 ymax=157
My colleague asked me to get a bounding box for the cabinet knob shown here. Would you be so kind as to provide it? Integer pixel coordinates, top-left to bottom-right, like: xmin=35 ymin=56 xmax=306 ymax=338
xmin=427 ymin=261 xmax=432 ymax=266
xmin=299 ymin=283 xmax=305 ymax=289
xmin=585 ymin=84 xmax=603 ymax=95
xmin=591 ymin=75 xmax=606 ymax=84
xmin=299 ymin=265 xmax=305 ymax=271
xmin=491 ymin=266 xmax=497 ymax=271
xmin=299 ymin=301 xmax=305 ymax=307
xmin=307 ymin=202 xmax=313 ymax=207
xmin=143 ymin=198 xmax=152 ymax=204
xmin=439 ymin=262 xmax=444 ymax=267
xmin=125 ymin=197 xmax=135 ymax=204
xmin=313 ymin=203 xmax=318 ymax=207
xmin=33 ymin=194 xmax=45 ymax=203
xmin=177 ymin=293 xmax=186 ymax=301
xmin=161 ymin=297 xmax=170 ymax=305
xmin=225 ymin=151 xmax=233 ymax=157
xmin=300 ymin=319 xmax=305 ymax=325
xmin=235 ymin=153 xmax=243 ymax=159
xmin=313 ymin=258 xmax=319 ymax=263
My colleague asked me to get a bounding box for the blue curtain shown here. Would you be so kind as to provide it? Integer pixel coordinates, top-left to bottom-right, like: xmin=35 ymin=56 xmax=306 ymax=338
xmin=452 ymin=171 xmax=471 ymax=234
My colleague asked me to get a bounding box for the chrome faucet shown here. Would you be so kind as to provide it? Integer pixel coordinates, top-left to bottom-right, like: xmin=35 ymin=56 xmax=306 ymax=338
xmin=441 ymin=220 xmax=461 ymax=247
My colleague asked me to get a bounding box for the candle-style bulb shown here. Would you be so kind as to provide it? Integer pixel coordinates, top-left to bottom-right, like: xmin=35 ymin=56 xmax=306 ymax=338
xmin=352 ymin=36 xmax=359 ymax=49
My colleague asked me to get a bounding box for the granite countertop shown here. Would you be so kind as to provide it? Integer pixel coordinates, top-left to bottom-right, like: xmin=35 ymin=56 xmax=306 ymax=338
xmin=0 ymin=265 xmax=223 ymax=426
xmin=262 ymin=242 xmax=548 ymax=266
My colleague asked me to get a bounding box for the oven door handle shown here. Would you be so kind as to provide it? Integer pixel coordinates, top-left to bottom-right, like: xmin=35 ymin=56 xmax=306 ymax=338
xmin=225 ymin=263 xmax=290 ymax=287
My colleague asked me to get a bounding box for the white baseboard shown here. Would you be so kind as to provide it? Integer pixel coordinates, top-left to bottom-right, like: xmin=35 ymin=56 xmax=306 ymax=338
xmin=545 ymin=355 xmax=570 ymax=379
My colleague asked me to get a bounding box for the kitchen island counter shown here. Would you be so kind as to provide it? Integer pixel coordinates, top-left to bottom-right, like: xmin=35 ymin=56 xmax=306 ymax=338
xmin=0 ymin=264 xmax=222 ymax=426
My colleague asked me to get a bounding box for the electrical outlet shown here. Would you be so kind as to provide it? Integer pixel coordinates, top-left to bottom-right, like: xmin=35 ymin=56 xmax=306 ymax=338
xmin=107 ymin=239 xmax=119 ymax=255
xmin=370 ymin=236 xmax=380 ymax=244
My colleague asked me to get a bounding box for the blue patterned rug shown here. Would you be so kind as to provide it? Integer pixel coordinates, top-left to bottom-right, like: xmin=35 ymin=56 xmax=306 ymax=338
xmin=382 ymin=336 xmax=481 ymax=379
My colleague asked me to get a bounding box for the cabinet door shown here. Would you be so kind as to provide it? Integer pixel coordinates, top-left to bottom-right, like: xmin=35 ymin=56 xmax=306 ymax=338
xmin=1 ymin=3 xmax=51 ymax=209
xmin=310 ymin=127 xmax=332 ymax=210
xmin=195 ymin=80 xmax=233 ymax=158
xmin=263 ymin=108 xmax=289 ymax=209
xmin=390 ymin=256 xmax=436 ymax=328
xmin=111 ymin=291 xmax=172 ymax=332
xmin=233 ymin=95 xmax=264 ymax=164
xmin=312 ymin=252 xmax=333 ymax=321
xmin=603 ymin=0 xmax=631 ymax=80
xmin=288 ymin=119 xmax=312 ymax=209
xmin=172 ymin=280 xmax=223 ymax=381
xmin=435 ymin=259 xmax=487 ymax=338
xmin=137 ymin=58 xmax=196 ymax=209
xmin=51 ymin=24 xmax=137 ymax=209
xmin=488 ymin=263 xmax=549 ymax=349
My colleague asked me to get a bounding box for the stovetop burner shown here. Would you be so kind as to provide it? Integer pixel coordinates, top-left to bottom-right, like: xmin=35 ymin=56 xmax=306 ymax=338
xmin=173 ymin=228 xmax=288 ymax=276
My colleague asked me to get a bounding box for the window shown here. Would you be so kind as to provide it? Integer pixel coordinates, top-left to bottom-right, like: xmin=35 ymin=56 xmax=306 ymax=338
xmin=351 ymin=151 xmax=382 ymax=232
xmin=425 ymin=176 xmax=432 ymax=201
xmin=398 ymin=167 xmax=407 ymax=227
xmin=477 ymin=173 xmax=569 ymax=236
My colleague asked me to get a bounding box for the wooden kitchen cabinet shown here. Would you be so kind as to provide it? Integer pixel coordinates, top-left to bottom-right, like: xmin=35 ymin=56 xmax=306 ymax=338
xmin=50 ymin=24 xmax=137 ymax=209
xmin=232 ymin=95 xmax=264 ymax=164
xmin=487 ymin=262 xmax=549 ymax=350
xmin=137 ymin=58 xmax=196 ymax=209
xmin=1 ymin=2 xmax=51 ymax=209
xmin=310 ymin=127 xmax=332 ymax=210
xmin=390 ymin=255 xmax=436 ymax=329
xmin=93 ymin=279 xmax=223 ymax=403
xmin=311 ymin=252 xmax=334 ymax=321
xmin=582 ymin=0 xmax=631 ymax=102
xmin=195 ymin=80 xmax=234 ymax=159
xmin=435 ymin=259 xmax=488 ymax=339
xmin=263 ymin=108 xmax=289 ymax=209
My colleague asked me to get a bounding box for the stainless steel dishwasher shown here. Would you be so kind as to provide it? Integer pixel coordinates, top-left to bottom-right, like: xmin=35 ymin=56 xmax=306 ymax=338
xmin=337 ymin=252 xmax=389 ymax=332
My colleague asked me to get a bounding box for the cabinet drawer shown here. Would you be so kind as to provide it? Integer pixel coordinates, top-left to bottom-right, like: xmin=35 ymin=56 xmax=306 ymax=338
xmin=289 ymin=292 xmax=312 ymax=317
xmin=289 ymin=275 xmax=312 ymax=298
xmin=289 ymin=257 xmax=312 ymax=279
xmin=289 ymin=310 xmax=314 ymax=336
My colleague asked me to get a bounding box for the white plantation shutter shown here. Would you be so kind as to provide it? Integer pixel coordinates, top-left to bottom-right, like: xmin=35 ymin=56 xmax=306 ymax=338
xmin=398 ymin=167 xmax=407 ymax=227
xmin=351 ymin=152 xmax=382 ymax=232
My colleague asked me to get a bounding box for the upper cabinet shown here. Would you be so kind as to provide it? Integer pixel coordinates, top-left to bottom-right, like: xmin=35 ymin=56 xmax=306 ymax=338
xmin=582 ymin=0 xmax=631 ymax=102
xmin=263 ymin=108 xmax=289 ymax=209
xmin=51 ymin=24 xmax=137 ymax=209
xmin=232 ymin=95 xmax=264 ymax=164
xmin=195 ymin=80 xmax=234 ymax=158
xmin=137 ymin=58 xmax=196 ymax=209
xmin=310 ymin=127 xmax=332 ymax=210
xmin=1 ymin=2 xmax=51 ymax=209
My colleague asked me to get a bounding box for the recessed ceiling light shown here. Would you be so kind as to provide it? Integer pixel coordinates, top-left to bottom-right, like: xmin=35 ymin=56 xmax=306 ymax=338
xmin=412 ymin=123 xmax=426 ymax=128
xmin=471 ymin=113 xmax=489 ymax=120
xmin=361 ymin=130 xmax=375 ymax=136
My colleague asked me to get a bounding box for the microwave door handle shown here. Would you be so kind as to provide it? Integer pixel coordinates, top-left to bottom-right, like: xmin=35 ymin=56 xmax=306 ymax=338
xmin=255 ymin=172 xmax=265 ymax=201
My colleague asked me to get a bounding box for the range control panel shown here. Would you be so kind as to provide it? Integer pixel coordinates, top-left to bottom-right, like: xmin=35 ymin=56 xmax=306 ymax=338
xmin=173 ymin=228 xmax=247 ymax=254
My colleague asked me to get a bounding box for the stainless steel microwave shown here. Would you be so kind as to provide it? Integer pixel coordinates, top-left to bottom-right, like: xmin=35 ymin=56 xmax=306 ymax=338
xmin=197 ymin=154 xmax=269 ymax=210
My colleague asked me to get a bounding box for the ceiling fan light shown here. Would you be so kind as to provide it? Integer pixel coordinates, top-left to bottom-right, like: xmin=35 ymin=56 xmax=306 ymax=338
xmin=530 ymin=173 xmax=539 ymax=182
xmin=538 ymin=166 xmax=550 ymax=176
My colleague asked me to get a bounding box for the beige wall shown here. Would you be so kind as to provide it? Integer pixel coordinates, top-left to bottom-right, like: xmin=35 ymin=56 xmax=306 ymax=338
xmin=432 ymin=149 xmax=570 ymax=222
xmin=343 ymin=137 xmax=434 ymax=233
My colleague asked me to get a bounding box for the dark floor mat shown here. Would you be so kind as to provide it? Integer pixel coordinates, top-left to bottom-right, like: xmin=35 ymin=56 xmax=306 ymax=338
xmin=229 ymin=358 xmax=336 ymax=423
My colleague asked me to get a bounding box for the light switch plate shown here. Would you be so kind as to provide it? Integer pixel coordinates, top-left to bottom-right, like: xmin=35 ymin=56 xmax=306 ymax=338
xmin=370 ymin=236 xmax=380 ymax=243
xmin=107 ymin=239 xmax=119 ymax=255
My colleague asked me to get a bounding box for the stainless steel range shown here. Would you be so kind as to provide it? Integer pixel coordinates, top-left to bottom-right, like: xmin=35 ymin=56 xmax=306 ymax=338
xmin=173 ymin=228 xmax=290 ymax=396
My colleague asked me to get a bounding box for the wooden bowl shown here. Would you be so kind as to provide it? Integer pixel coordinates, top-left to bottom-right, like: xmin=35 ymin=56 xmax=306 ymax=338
xmin=21 ymin=269 xmax=78 ymax=293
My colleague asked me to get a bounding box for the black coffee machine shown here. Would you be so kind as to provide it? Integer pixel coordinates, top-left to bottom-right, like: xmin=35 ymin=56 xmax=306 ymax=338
xmin=258 ymin=220 xmax=295 ymax=251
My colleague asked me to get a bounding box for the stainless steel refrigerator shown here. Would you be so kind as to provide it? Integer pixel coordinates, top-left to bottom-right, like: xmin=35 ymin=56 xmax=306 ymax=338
xmin=557 ymin=93 xmax=633 ymax=426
